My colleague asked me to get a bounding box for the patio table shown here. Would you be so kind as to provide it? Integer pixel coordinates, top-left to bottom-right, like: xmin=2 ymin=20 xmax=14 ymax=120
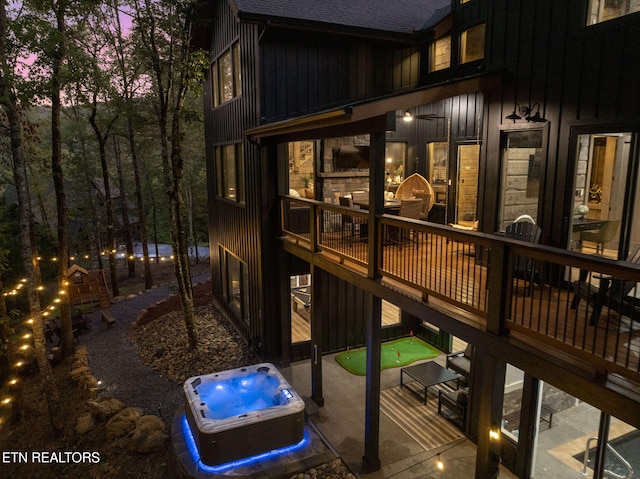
xmin=400 ymin=361 xmax=461 ymax=405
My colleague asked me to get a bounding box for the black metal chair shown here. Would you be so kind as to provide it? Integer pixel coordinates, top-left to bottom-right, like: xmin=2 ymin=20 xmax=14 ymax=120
xmin=505 ymin=221 xmax=542 ymax=295
xmin=395 ymin=198 xmax=423 ymax=249
xmin=571 ymin=246 xmax=640 ymax=327
xmin=339 ymin=196 xmax=367 ymax=243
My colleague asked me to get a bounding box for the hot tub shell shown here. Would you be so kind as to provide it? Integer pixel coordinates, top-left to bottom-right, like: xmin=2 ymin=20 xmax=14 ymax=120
xmin=183 ymin=363 xmax=305 ymax=466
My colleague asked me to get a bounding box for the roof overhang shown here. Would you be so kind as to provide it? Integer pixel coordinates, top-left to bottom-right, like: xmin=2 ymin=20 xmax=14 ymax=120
xmin=246 ymin=72 xmax=502 ymax=141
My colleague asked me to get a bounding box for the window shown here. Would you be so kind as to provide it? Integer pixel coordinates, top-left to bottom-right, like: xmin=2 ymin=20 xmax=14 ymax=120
xmin=211 ymin=42 xmax=241 ymax=107
xmin=393 ymin=48 xmax=420 ymax=90
xmin=460 ymin=24 xmax=485 ymax=64
xmin=498 ymin=130 xmax=543 ymax=230
xmin=220 ymin=248 xmax=249 ymax=323
xmin=430 ymin=36 xmax=451 ymax=72
xmin=215 ymin=143 xmax=244 ymax=202
xmin=385 ymin=142 xmax=406 ymax=188
xmin=588 ymin=0 xmax=640 ymax=24
xmin=570 ymin=132 xmax=632 ymax=255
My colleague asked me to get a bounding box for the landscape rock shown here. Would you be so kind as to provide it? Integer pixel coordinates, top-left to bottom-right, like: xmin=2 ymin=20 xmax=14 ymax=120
xmin=128 ymin=415 xmax=168 ymax=453
xmin=106 ymin=407 xmax=142 ymax=438
xmin=70 ymin=365 xmax=91 ymax=379
xmin=76 ymin=413 xmax=96 ymax=434
xmin=87 ymin=397 xmax=125 ymax=420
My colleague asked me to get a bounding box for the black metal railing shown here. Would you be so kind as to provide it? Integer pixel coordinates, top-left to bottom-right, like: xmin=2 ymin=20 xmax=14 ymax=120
xmin=281 ymin=196 xmax=640 ymax=384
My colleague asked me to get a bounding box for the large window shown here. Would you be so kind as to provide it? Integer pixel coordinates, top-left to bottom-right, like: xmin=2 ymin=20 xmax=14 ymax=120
xmin=220 ymin=248 xmax=249 ymax=323
xmin=215 ymin=143 xmax=244 ymax=202
xmin=211 ymin=42 xmax=241 ymax=107
xmin=385 ymin=142 xmax=406 ymax=190
xmin=570 ymin=132 xmax=633 ymax=256
xmin=588 ymin=0 xmax=640 ymax=24
xmin=460 ymin=24 xmax=485 ymax=64
xmin=430 ymin=36 xmax=451 ymax=72
xmin=499 ymin=130 xmax=543 ymax=230
xmin=393 ymin=48 xmax=420 ymax=90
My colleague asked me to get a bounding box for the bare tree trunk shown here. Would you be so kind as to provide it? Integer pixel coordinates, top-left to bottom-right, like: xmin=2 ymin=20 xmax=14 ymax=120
xmin=127 ymin=119 xmax=152 ymax=288
xmin=89 ymin=96 xmax=119 ymax=297
xmin=51 ymin=3 xmax=72 ymax=358
xmin=113 ymin=136 xmax=135 ymax=278
xmin=0 ymin=43 xmax=61 ymax=435
xmin=0 ymin=277 xmax=10 ymax=382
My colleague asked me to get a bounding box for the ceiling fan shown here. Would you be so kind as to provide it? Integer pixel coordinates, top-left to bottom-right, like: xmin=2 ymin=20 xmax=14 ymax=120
xmin=398 ymin=109 xmax=445 ymax=122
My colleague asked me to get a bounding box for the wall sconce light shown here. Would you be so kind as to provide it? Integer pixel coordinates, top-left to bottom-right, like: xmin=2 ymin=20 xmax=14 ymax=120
xmin=402 ymin=109 xmax=414 ymax=122
xmin=505 ymin=103 xmax=548 ymax=123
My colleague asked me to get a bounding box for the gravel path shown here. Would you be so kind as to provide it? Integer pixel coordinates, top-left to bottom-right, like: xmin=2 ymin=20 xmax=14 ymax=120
xmin=80 ymin=280 xmax=206 ymax=422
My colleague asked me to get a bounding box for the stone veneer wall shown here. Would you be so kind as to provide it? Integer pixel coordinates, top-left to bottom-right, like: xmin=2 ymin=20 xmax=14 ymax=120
xmin=321 ymin=135 xmax=370 ymax=203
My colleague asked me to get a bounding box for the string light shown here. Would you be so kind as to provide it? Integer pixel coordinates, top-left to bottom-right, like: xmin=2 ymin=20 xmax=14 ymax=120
xmin=436 ymin=454 xmax=444 ymax=470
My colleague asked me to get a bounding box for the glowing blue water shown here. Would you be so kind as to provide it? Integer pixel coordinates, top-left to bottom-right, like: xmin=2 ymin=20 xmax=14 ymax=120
xmin=196 ymin=372 xmax=283 ymax=420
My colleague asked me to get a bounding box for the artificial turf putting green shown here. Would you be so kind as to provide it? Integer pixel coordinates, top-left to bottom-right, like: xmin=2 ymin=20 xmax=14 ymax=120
xmin=334 ymin=337 xmax=440 ymax=375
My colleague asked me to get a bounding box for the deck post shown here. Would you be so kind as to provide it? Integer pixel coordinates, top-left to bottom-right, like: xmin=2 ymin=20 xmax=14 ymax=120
xmin=473 ymin=351 xmax=506 ymax=479
xmin=362 ymin=292 xmax=382 ymax=472
xmin=310 ymin=265 xmax=324 ymax=407
xmin=367 ymin=129 xmax=386 ymax=279
xmin=486 ymin=241 xmax=510 ymax=335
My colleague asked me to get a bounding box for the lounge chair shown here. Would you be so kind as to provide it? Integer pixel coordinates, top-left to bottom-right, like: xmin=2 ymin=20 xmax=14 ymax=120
xmin=505 ymin=221 xmax=542 ymax=295
xmin=571 ymin=246 xmax=640 ymax=327
xmin=438 ymin=388 xmax=468 ymax=429
xmin=446 ymin=343 xmax=473 ymax=380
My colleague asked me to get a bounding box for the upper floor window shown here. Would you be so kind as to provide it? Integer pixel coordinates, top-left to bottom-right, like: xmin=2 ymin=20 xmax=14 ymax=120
xmin=588 ymin=0 xmax=640 ymax=24
xmin=215 ymin=143 xmax=245 ymax=202
xmin=393 ymin=48 xmax=420 ymax=90
xmin=460 ymin=23 xmax=485 ymax=64
xmin=431 ymin=36 xmax=451 ymax=72
xmin=211 ymin=42 xmax=241 ymax=107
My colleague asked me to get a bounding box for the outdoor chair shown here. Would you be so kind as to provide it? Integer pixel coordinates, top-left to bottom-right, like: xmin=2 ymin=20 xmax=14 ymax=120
xmin=446 ymin=343 xmax=473 ymax=381
xmin=438 ymin=388 xmax=468 ymax=429
xmin=413 ymin=192 xmax=433 ymax=220
xmin=394 ymin=198 xmax=423 ymax=249
xmin=579 ymin=218 xmax=620 ymax=254
xmin=505 ymin=221 xmax=542 ymax=296
xmin=339 ymin=196 xmax=367 ymax=243
xmin=571 ymin=246 xmax=640 ymax=327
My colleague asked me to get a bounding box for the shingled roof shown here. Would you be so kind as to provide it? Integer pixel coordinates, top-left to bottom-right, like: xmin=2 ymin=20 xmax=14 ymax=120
xmin=231 ymin=0 xmax=451 ymax=35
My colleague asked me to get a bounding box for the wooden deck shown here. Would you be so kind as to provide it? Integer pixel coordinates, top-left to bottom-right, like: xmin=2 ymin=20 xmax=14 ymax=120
xmin=281 ymin=197 xmax=640 ymax=387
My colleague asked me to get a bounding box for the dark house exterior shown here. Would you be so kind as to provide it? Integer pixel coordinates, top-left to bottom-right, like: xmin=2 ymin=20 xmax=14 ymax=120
xmin=199 ymin=1 xmax=640 ymax=477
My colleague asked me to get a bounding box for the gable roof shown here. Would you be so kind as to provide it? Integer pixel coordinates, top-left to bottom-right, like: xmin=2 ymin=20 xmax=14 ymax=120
xmin=231 ymin=0 xmax=451 ymax=35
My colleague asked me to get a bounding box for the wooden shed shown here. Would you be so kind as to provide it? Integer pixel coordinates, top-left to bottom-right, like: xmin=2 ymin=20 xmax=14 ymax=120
xmin=67 ymin=264 xmax=110 ymax=312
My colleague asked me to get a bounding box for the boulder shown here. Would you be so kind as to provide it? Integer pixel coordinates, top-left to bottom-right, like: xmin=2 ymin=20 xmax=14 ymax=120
xmin=76 ymin=413 xmax=96 ymax=435
xmin=106 ymin=407 xmax=141 ymax=438
xmin=128 ymin=415 xmax=169 ymax=453
xmin=87 ymin=397 xmax=125 ymax=420
xmin=70 ymin=365 xmax=91 ymax=380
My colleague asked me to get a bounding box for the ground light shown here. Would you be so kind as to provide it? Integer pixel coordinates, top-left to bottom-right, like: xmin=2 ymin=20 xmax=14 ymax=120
xmin=181 ymin=415 xmax=310 ymax=474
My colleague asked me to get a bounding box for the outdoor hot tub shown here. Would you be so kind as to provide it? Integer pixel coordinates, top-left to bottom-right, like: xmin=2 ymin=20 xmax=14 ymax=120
xmin=183 ymin=363 xmax=305 ymax=466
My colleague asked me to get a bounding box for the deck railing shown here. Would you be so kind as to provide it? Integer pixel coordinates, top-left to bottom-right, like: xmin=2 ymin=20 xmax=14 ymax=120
xmin=281 ymin=196 xmax=640 ymax=384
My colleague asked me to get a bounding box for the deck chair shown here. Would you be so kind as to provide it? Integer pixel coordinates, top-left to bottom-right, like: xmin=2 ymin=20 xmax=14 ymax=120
xmin=571 ymin=246 xmax=640 ymax=326
xmin=505 ymin=221 xmax=542 ymax=295
xmin=394 ymin=198 xmax=423 ymax=249
xmin=339 ymin=196 xmax=367 ymax=243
